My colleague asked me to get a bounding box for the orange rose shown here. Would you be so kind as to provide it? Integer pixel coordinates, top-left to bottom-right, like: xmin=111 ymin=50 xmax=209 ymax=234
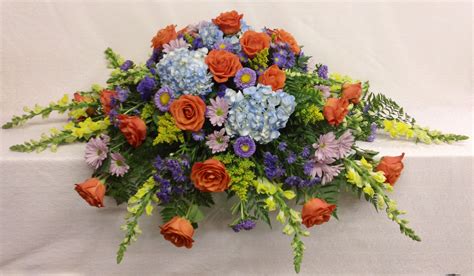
xmin=273 ymin=29 xmax=301 ymax=54
xmin=258 ymin=64 xmax=286 ymax=91
xmin=74 ymin=178 xmax=106 ymax=208
xmin=212 ymin=10 xmax=243 ymax=35
xmin=376 ymin=153 xmax=405 ymax=186
xmin=205 ymin=50 xmax=242 ymax=83
xmin=117 ymin=115 xmax=147 ymax=148
xmin=302 ymin=198 xmax=336 ymax=228
xmin=73 ymin=92 xmax=95 ymax=116
xmin=151 ymin=24 xmax=178 ymax=49
xmin=240 ymin=30 xmax=271 ymax=58
xmin=342 ymin=83 xmax=362 ymax=104
xmin=191 ymin=159 xmax=230 ymax=192
xmin=169 ymin=95 xmax=206 ymax=132
xmin=323 ymin=98 xmax=349 ymax=126
xmin=160 ymin=216 xmax=195 ymax=249
xmin=100 ymin=89 xmax=117 ymax=114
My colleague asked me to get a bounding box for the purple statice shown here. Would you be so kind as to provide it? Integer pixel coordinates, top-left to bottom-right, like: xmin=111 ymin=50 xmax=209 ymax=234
xmin=233 ymin=136 xmax=256 ymax=158
xmin=232 ymin=219 xmax=256 ymax=232
xmin=154 ymin=155 xmax=165 ymax=170
xmin=337 ymin=130 xmax=355 ymax=158
xmin=304 ymin=159 xmax=342 ymax=185
xmin=313 ymin=132 xmax=339 ymax=161
xmin=109 ymin=152 xmax=129 ymax=177
xmin=277 ymin=142 xmax=287 ymax=152
xmin=214 ymin=39 xmax=233 ymax=52
xmin=285 ymin=176 xmax=303 ymax=187
xmin=263 ymin=152 xmax=286 ymax=180
xmin=271 ymin=42 xmax=296 ymax=69
xmin=192 ymin=37 xmax=204 ymax=50
xmin=137 ymin=76 xmax=156 ymax=101
xmin=367 ymin=122 xmax=377 ymax=142
xmin=165 ymin=158 xmax=186 ymax=182
xmin=163 ymin=37 xmax=189 ymax=53
xmin=192 ymin=130 xmax=205 ymax=141
xmin=217 ymin=84 xmax=228 ymax=98
xmin=206 ymin=96 xmax=229 ymax=127
xmin=286 ymin=151 xmax=297 ymax=164
xmin=116 ymin=86 xmax=130 ymax=102
xmin=234 ymin=68 xmax=256 ymax=89
xmin=300 ymin=146 xmax=311 ymax=159
xmin=84 ymin=136 xmax=108 ymax=169
xmin=146 ymin=48 xmax=161 ymax=75
xmin=153 ymin=155 xmax=193 ymax=203
xmin=154 ymin=86 xmax=174 ymax=112
xmin=363 ymin=103 xmax=371 ymax=114
xmin=317 ymin=65 xmax=329 ymax=79
xmin=120 ymin=60 xmax=134 ymax=71
xmin=155 ymin=176 xmax=172 ymax=203
xmin=300 ymin=177 xmax=321 ymax=188
xmin=315 ymin=85 xmax=331 ymax=98
xmin=205 ymin=129 xmax=229 ymax=154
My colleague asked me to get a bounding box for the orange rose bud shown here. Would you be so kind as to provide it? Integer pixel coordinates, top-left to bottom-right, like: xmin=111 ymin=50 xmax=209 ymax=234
xmin=160 ymin=216 xmax=195 ymax=249
xmin=74 ymin=178 xmax=106 ymax=208
xmin=100 ymin=89 xmax=117 ymax=115
xmin=258 ymin=64 xmax=286 ymax=91
xmin=323 ymin=98 xmax=349 ymax=126
xmin=191 ymin=159 xmax=231 ymax=192
xmin=169 ymin=95 xmax=206 ymax=132
xmin=205 ymin=50 xmax=243 ymax=83
xmin=240 ymin=30 xmax=271 ymax=58
xmin=212 ymin=10 xmax=243 ymax=35
xmin=376 ymin=153 xmax=405 ymax=186
xmin=273 ymin=29 xmax=301 ymax=55
xmin=117 ymin=115 xmax=147 ymax=148
xmin=73 ymin=92 xmax=95 ymax=116
xmin=302 ymin=198 xmax=336 ymax=228
xmin=151 ymin=24 xmax=178 ymax=49
xmin=342 ymin=82 xmax=362 ymax=104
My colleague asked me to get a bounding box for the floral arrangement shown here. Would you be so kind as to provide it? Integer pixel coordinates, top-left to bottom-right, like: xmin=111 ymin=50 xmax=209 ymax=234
xmin=3 ymin=10 xmax=468 ymax=272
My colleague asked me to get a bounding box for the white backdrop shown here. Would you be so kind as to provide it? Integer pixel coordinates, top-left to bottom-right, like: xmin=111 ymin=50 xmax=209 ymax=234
xmin=0 ymin=1 xmax=473 ymax=275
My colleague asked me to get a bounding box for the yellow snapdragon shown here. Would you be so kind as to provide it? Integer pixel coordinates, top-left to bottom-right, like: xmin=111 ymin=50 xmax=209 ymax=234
xmin=383 ymin=119 xmax=414 ymax=139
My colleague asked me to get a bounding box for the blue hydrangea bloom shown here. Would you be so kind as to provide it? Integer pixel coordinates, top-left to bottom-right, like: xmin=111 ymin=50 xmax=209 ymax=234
xmin=224 ymin=84 xmax=296 ymax=144
xmin=198 ymin=21 xmax=224 ymax=49
xmin=156 ymin=48 xmax=213 ymax=96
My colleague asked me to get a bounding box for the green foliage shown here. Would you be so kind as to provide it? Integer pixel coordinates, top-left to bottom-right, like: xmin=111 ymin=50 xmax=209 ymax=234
xmin=364 ymin=92 xmax=416 ymax=126
xmin=248 ymin=48 xmax=269 ymax=71
xmin=215 ymin=153 xmax=258 ymax=201
xmin=293 ymin=53 xmax=311 ymax=73
xmin=153 ymin=113 xmax=184 ymax=145
xmin=105 ymin=47 xmax=124 ymax=69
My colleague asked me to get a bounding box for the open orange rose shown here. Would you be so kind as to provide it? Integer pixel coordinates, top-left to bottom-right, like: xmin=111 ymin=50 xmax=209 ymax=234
xmin=273 ymin=29 xmax=301 ymax=55
xmin=205 ymin=50 xmax=242 ymax=83
xmin=342 ymin=82 xmax=362 ymax=104
xmin=302 ymin=198 xmax=336 ymax=228
xmin=151 ymin=24 xmax=178 ymax=49
xmin=117 ymin=115 xmax=147 ymax=148
xmin=323 ymin=98 xmax=349 ymax=126
xmin=212 ymin=10 xmax=243 ymax=35
xmin=191 ymin=159 xmax=230 ymax=192
xmin=74 ymin=178 xmax=106 ymax=208
xmin=376 ymin=153 xmax=405 ymax=186
xmin=240 ymin=30 xmax=271 ymax=58
xmin=160 ymin=216 xmax=195 ymax=249
xmin=258 ymin=64 xmax=286 ymax=91
xmin=169 ymin=95 xmax=206 ymax=132
xmin=100 ymin=89 xmax=117 ymax=114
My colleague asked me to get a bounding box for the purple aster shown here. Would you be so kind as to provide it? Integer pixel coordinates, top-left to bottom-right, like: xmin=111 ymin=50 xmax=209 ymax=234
xmin=205 ymin=129 xmax=230 ymax=154
xmin=286 ymin=151 xmax=297 ymax=164
xmin=163 ymin=38 xmax=189 ymax=53
xmin=206 ymin=96 xmax=229 ymax=127
xmin=109 ymin=152 xmax=130 ymax=177
xmin=120 ymin=60 xmax=134 ymax=71
xmin=84 ymin=136 xmax=108 ymax=169
xmin=337 ymin=130 xmax=355 ymax=159
xmin=238 ymin=51 xmax=249 ymax=63
xmin=233 ymin=136 xmax=256 ymax=158
xmin=271 ymin=42 xmax=296 ymax=69
xmin=116 ymin=86 xmax=130 ymax=102
xmin=317 ymin=65 xmax=328 ymax=79
xmin=277 ymin=142 xmax=287 ymax=152
xmin=214 ymin=39 xmax=233 ymax=51
xmin=154 ymin=86 xmax=174 ymax=112
xmin=234 ymin=67 xmax=256 ymax=89
xmin=315 ymin=85 xmax=331 ymax=98
xmin=192 ymin=130 xmax=205 ymax=141
xmin=313 ymin=132 xmax=339 ymax=162
xmin=137 ymin=76 xmax=156 ymax=101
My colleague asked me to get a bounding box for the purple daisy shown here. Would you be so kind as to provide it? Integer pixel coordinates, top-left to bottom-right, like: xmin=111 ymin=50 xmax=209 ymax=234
xmin=109 ymin=152 xmax=130 ymax=177
xmin=313 ymin=132 xmax=339 ymax=162
xmin=234 ymin=67 xmax=256 ymax=89
xmin=304 ymin=158 xmax=342 ymax=184
xmin=192 ymin=130 xmax=205 ymax=141
xmin=337 ymin=130 xmax=354 ymax=158
xmin=154 ymin=86 xmax=174 ymax=112
xmin=233 ymin=136 xmax=256 ymax=158
xmin=206 ymin=96 xmax=229 ymax=127
xmin=205 ymin=129 xmax=229 ymax=154
xmin=163 ymin=38 xmax=189 ymax=53
xmin=84 ymin=136 xmax=108 ymax=169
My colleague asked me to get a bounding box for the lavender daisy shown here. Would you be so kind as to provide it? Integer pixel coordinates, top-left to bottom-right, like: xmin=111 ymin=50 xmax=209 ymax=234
xmin=206 ymin=96 xmax=229 ymax=127
xmin=233 ymin=136 xmax=256 ymax=158
xmin=313 ymin=132 xmax=339 ymax=161
xmin=192 ymin=130 xmax=205 ymax=141
xmin=337 ymin=130 xmax=354 ymax=158
xmin=163 ymin=37 xmax=190 ymax=53
xmin=234 ymin=67 xmax=256 ymax=89
xmin=315 ymin=85 xmax=331 ymax=98
xmin=205 ymin=129 xmax=229 ymax=153
xmin=154 ymin=86 xmax=174 ymax=112
xmin=84 ymin=136 xmax=108 ymax=169
xmin=109 ymin=152 xmax=130 ymax=177
xmin=304 ymin=158 xmax=342 ymax=184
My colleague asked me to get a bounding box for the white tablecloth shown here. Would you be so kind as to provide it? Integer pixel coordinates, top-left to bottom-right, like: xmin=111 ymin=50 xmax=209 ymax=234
xmin=1 ymin=1 xmax=473 ymax=275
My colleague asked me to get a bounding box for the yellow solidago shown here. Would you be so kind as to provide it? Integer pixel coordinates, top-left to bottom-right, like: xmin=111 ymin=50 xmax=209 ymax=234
xmin=248 ymin=48 xmax=269 ymax=71
xmin=297 ymin=104 xmax=324 ymax=124
xmin=153 ymin=113 xmax=184 ymax=145
xmin=215 ymin=153 xmax=258 ymax=201
xmin=140 ymin=103 xmax=155 ymax=120
xmin=383 ymin=119 xmax=414 ymax=139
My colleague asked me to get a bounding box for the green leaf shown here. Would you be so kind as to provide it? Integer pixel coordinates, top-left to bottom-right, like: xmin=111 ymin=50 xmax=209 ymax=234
xmin=187 ymin=204 xmax=204 ymax=223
